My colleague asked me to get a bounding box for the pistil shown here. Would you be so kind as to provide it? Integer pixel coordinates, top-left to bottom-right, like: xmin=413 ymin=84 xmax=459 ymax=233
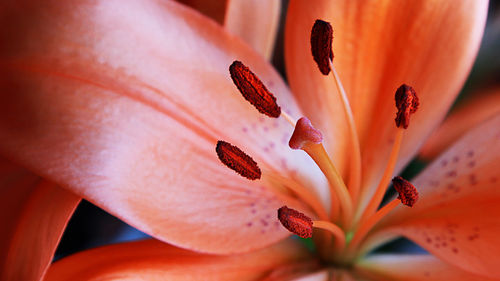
xmin=304 ymin=143 xmax=353 ymax=227
xmin=288 ymin=117 xmax=353 ymax=226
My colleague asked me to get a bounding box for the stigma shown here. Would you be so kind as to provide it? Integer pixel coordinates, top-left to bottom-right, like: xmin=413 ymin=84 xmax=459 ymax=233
xmin=288 ymin=117 xmax=323 ymax=150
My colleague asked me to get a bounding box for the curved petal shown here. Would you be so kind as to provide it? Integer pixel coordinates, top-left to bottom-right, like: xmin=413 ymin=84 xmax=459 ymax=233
xmin=225 ymin=0 xmax=281 ymax=60
xmin=357 ymin=255 xmax=500 ymax=281
xmin=175 ymin=0 xmax=228 ymax=24
xmin=289 ymin=270 xmax=330 ymax=281
xmin=45 ymin=238 xmax=310 ymax=281
xmin=0 ymin=0 xmax=328 ymax=254
xmin=285 ymin=0 xmax=488 ymax=202
xmin=419 ymin=88 xmax=500 ymax=160
xmin=290 ymin=270 xmax=358 ymax=281
xmin=0 ymin=158 xmax=80 ymax=281
xmin=367 ymin=114 xmax=500 ymax=278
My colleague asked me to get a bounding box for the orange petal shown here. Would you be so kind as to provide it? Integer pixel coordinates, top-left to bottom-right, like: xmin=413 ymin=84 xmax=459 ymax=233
xmin=289 ymin=270 xmax=357 ymax=281
xmin=0 ymin=0 xmax=327 ymax=254
xmin=0 ymin=158 xmax=80 ymax=281
xmin=174 ymin=0 xmax=228 ymax=24
xmin=45 ymin=238 xmax=311 ymax=281
xmin=357 ymin=255 xmax=500 ymax=281
xmin=367 ymin=114 xmax=500 ymax=278
xmin=225 ymin=0 xmax=281 ymax=60
xmin=419 ymin=88 xmax=500 ymax=160
xmin=285 ymin=0 xmax=488 ymax=201
xmin=288 ymin=270 xmax=330 ymax=281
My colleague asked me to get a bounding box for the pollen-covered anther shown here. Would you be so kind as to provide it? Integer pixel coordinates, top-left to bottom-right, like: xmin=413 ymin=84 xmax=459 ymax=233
xmin=310 ymin=19 xmax=333 ymax=75
xmin=216 ymin=140 xmax=261 ymax=180
xmin=289 ymin=117 xmax=323 ymax=150
xmin=392 ymin=176 xmax=419 ymax=207
xmin=229 ymin=60 xmax=281 ymax=118
xmin=395 ymin=84 xmax=419 ymax=129
xmin=277 ymin=206 xmax=313 ymax=238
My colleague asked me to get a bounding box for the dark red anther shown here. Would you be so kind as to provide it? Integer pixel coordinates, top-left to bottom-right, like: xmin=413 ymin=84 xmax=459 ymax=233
xmin=289 ymin=117 xmax=323 ymax=150
xmin=395 ymin=84 xmax=419 ymax=129
xmin=277 ymin=206 xmax=313 ymax=238
xmin=216 ymin=140 xmax=261 ymax=180
xmin=311 ymin=19 xmax=334 ymax=75
xmin=229 ymin=61 xmax=281 ymax=118
xmin=392 ymin=176 xmax=419 ymax=207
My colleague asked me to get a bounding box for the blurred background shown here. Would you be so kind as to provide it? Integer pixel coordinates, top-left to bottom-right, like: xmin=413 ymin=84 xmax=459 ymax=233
xmin=54 ymin=0 xmax=500 ymax=260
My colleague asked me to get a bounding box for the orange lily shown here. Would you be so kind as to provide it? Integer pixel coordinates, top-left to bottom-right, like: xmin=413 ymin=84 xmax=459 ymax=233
xmin=0 ymin=0 xmax=497 ymax=280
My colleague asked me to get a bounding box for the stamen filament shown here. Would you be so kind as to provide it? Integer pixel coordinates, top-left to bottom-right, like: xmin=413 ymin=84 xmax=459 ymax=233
xmin=313 ymin=220 xmax=346 ymax=251
xmin=347 ymin=199 xmax=399 ymax=253
xmin=355 ymin=128 xmax=404 ymax=225
xmin=329 ymin=61 xmax=362 ymax=204
xmin=281 ymin=111 xmax=297 ymax=127
xmin=264 ymin=173 xmax=329 ymax=221
xmin=303 ymin=143 xmax=353 ymax=227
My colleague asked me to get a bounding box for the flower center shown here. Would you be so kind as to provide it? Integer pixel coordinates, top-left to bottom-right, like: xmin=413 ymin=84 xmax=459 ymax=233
xmin=216 ymin=19 xmax=420 ymax=266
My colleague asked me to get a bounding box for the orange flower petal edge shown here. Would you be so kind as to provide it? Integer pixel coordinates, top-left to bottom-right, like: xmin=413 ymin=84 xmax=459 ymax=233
xmin=0 ymin=158 xmax=80 ymax=281
xmin=357 ymin=255 xmax=500 ymax=281
xmin=44 ymin=239 xmax=311 ymax=281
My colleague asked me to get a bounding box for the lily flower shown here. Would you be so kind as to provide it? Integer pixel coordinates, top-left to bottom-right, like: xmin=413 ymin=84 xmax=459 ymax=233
xmin=0 ymin=0 xmax=497 ymax=280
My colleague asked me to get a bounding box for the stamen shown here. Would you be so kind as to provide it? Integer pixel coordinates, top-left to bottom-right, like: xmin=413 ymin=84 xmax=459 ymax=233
xmin=216 ymin=140 xmax=261 ymax=180
xmin=312 ymin=220 xmax=346 ymax=251
xmin=310 ymin=19 xmax=362 ymax=202
xmin=395 ymin=84 xmax=419 ymax=129
xmin=278 ymin=206 xmax=313 ymax=238
xmin=354 ymin=85 xmax=419 ymax=224
xmin=288 ymin=117 xmax=323 ymax=150
xmin=354 ymin=128 xmax=403 ymax=224
xmin=280 ymin=111 xmax=297 ymax=127
xmin=277 ymin=206 xmax=346 ymax=250
xmin=229 ymin=60 xmax=281 ymax=118
xmin=310 ymin=20 xmax=333 ymax=75
xmin=347 ymin=178 xmax=418 ymax=253
xmin=347 ymin=199 xmax=399 ymax=253
xmin=265 ymin=173 xmax=329 ymax=221
xmin=392 ymin=176 xmax=419 ymax=207
xmin=329 ymin=61 xmax=362 ymax=203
